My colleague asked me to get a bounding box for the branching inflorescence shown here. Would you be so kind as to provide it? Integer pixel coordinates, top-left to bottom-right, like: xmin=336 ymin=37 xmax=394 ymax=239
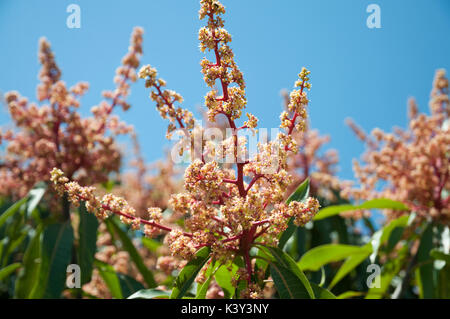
xmin=50 ymin=0 xmax=319 ymax=298
xmin=0 ymin=27 xmax=144 ymax=200
xmin=342 ymin=70 xmax=449 ymax=223
xmin=281 ymin=90 xmax=341 ymax=201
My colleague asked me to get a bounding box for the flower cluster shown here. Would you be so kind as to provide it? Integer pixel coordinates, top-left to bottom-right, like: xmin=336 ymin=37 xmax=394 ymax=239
xmin=0 ymin=27 xmax=144 ymax=199
xmin=138 ymin=65 xmax=195 ymax=140
xmin=50 ymin=0 xmax=320 ymax=298
xmin=281 ymin=90 xmax=341 ymax=201
xmin=342 ymin=70 xmax=449 ymax=223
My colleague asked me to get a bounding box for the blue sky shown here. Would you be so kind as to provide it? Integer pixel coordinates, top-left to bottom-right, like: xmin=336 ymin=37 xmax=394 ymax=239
xmin=1 ymin=0 xmax=449 ymax=181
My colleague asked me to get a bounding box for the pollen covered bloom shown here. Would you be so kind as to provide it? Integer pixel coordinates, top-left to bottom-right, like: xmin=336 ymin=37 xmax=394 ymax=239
xmin=50 ymin=0 xmax=319 ymax=299
xmin=342 ymin=70 xmax=449 ymax=223
xmin=0 ymin=27 xmax=144 ymax=199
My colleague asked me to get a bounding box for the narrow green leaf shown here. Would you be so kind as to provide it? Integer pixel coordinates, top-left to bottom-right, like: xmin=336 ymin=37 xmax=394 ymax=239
xmin=286 ymin=178 xmax=310 ymax=204
xmin=78 ymin=202 xmax=99 ymax=285
xmin=319 ymin=266 xmax=326 ymax=287
xmin=329 ymin=248 xmax=371 ymax=289
xmin=118 ymin=273 xmax=145 ymax=298
xmin=415 ymin=224 xmax=435 ymax=299
xmin=270 ymin=264 xmax=310 ymax=298
xmin=128 ymin=288 xmax=171 ymax=299
xmin=0 ymin=197 xmax=28 ymax=229
xmin=170 ymin=247 xmax=211 ymax=299
xmin=328 ymin=215 xmax=411 ymax=289
xmin=314 ymin=198 xmax=409 ymax=221
xmin=0 ymin=262 xmax=21 ymax=281
xmin=31 ymin=222 xmax=74 ymax=298
xmin=369 ymin=215 xmax=410 ymax=263
xmin=365 ymin=244 xmax=409 ymax=299
xmin=15 ymin=226 xmax=43 ymax=298
xmin=336 ymin=291 xmax=364 ymax=299
xmin=298 ymin=244 xmax=370 ymax=271
xmin=435 ymin=260 xmax=450 ymax=298
xmin=0 ymin=238 xmax=6 ymax=262
xmin=2 ymin=231 xmax=27 ymax=267
xmin=214 ymin=264 xmax=237 ymax=299
xmin=386 ymin=227 xmax=405 ymax=252
xmin=310 ymin=282 xmax=336 ymax=299
xmin=279 ymin=178 xmax=310 ymax=249
xmin=196 ymin=261 xmax=219 ymax=299
xmin=263 ymin=245 xmax=314 ymax=299
xmin=196 ymin=277 xmax=213 ymax=299
xmin=107 ymin=217 xmax=156 ymax=288
xmin=94 ymin=259 xmax=123 ymax=299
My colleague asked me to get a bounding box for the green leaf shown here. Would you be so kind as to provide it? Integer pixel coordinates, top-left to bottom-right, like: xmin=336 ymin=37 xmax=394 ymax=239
xmin=196 ymin=261 xmax=219 ymax=299
xmin=31 ymin=222 xmax=74 ymax=298
xmin=118 ymin=273 xmax=145 ymax=298
xmin=298 ymin=244 xmax=370 ymax=272
xmin=0 ymin=183 xmax=46 ymax=230
xmin=329 ymin=248 xmax=371 ymax=289
xmin=415 ymin=224 xmax=435 ymax=299
xmin=196 ymin=277 xmax=213 ymax=299
xmin=436 ymin=264 xmax=450 ymax=299
xmin=15 ymin=226 xmax=43 ymax=298
xmin=279 ymin=178 xmax=310 ymax=249
xmin=327 ymin=215 xmax=411 ymax=289
xmin=106 ymin=217 xmax=156 ymax=288
xmin=262 ymin=245 xmax=314 ymax=299
xmin=94 ymin=259 xmax=123 ymax=299
xmin=77 ymin=202 xmax=99 ymax=285
xmin=2 ymin=230 xmax=27 ymax=267
xmin=128 ymin=288 xmax=171 ymax=299
xmin=0 ymin=238 xmax=6 ymax=264
xmin=336 ymin=291 xmax=364 ymax=299
xmin=435 ymin=227 xmax=450 ymax=298
xmin=270 ymin=264 xmax=311 ymax=299
xmin=365 ymin=244 xmax=409 ymax=299
xmin=255 ymin=245 xmax=270 ymax=272
xmin=0 ymin=262 xmax=21 ymax=281
xmin=170 ymin=247 xmax=211 ymax=299
xmin=314 ymin=198 xmax=409 ymax=221
xmin=310 ymin=282 xmax=336 ymax=299
xmin=0 ymin=197 xmax=27 ymax=229
xmin=286 ymin=178 xmax=310 ymax=204
xmin=369 ymin=215 xmax=410 ymax=263
xmin=386 ymin=227 xmax=405 ymax=252
xmin=214 ymin=264 xmax=237 ymax=299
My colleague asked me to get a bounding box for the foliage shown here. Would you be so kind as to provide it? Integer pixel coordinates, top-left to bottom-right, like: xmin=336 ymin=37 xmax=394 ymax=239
xmin=0 ymin=0 xmax=448 ymax=300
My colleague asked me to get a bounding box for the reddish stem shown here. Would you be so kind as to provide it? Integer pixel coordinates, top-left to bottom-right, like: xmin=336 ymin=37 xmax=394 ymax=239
xmin=65 ymin=185 xmax=193 ymax=237
xmin=253 ymin=225 xmax=270 ymax=240
xmin=154 ymin=84 xmax=185 ymax=129
xmin=95 ymin=66 xmax=132 ymax=134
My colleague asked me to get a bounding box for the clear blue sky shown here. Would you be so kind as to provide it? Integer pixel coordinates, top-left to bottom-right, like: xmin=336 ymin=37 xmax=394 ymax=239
xmin=1 ymin=0 xmax=449 ymax=181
